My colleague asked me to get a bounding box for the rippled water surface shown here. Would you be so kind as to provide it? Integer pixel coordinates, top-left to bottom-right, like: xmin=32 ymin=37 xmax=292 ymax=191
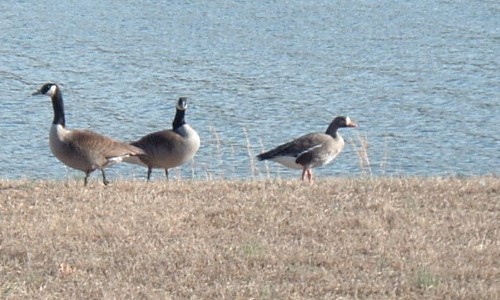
xmin=1 ymin=0 xmax=499 ymax=181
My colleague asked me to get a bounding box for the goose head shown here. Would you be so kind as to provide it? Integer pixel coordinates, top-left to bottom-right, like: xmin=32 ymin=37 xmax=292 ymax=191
xmin=325 ymin=116 xmax=357 ymax=137
xmin=334 ymin=116 xmax=357 ymax=128
xmin=33 ymin=83 xmax=59 ymax=97
xmin=33 ymin=83 xmax=66 ymax=126
xmin=176 ymin=97 xmax=188 ymax=111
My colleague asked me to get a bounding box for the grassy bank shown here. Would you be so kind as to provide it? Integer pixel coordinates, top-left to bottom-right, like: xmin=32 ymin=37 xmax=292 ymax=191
xmin=1 ymin=177 xmax=499 ymax=299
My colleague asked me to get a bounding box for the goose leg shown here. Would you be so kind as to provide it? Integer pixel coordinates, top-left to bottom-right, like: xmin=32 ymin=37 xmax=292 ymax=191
xmin=301 ymin=168 xmax=307 ymax=181
xmin=84 ymin=171 xmax=90 ymax=186
xmin=164 ymin=169 xmax=169 ymax=180
xmin=307 ymin=169 xmax=313 ymax=183
xmin=147 ymin=167 xmax=152 ymax=181
xmin=101 ymin=170 xmax=110 ymax=186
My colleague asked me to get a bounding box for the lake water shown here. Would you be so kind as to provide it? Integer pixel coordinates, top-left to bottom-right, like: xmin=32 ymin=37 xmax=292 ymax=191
xmin=1 ymin=0 xmax=499 ymax=181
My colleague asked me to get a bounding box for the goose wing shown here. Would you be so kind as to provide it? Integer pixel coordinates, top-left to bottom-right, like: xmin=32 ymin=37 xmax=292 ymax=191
xmin=296 ymin=133 xmax=343 ymax=167
xmin=130 ymin=130 xmax=185 ymax=155
xmin=258 ymin=133 xmax=324 ymax=160
xmin=69 ymin=130 xmax=144 ymax=164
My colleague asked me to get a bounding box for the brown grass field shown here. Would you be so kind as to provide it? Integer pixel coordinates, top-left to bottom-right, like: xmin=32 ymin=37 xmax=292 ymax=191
xmin=1 ymin=176 xmax=499 ymax=299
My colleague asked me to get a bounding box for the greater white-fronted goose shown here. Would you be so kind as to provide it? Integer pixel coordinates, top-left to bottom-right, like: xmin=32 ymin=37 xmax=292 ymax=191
xmin=125 ymin=97 xmax=200 ymax=180
xmin=257 ymin=116 xmax=357 ymax=183
xmin=32 ymin=83 xmax=145 ymax=186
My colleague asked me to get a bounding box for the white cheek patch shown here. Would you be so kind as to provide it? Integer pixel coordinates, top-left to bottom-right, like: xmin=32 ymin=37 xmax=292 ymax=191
xmin=48 ymin=84 xmax=57 ymax=96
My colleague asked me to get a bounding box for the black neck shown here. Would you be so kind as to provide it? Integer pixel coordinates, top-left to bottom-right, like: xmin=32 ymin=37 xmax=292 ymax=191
xmin=325 ymin=123 xmax=338 ymax=138
xmin=172 ymin=109 xmax=186 ymax=130
xmin=51 ymin=89 xmax=66 ymax=127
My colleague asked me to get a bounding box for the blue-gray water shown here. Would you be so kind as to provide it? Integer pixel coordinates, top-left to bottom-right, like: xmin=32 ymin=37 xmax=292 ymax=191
xmin=1 ymin=0 xmax=499 ymax=181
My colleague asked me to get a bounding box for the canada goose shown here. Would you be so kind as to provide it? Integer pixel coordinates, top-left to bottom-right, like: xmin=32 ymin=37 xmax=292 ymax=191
xmin=125 ymin=97 xmax=200 ymax=180
xmin=32 ymin=83 xmax=144 ymax=186
xmin=257 ymin=116 xmax=357 ymax=183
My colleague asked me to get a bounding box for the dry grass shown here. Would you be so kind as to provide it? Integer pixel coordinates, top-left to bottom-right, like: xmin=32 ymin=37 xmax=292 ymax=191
xmin=1 ymin=177 xmax=499 ymax=299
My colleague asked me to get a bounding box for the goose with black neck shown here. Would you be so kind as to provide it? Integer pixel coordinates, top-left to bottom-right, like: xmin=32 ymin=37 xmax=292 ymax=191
xmin=32 ymin=83 xmax=145 ymax=186
xmin=125 ymin=97 xmax=200 ymax=180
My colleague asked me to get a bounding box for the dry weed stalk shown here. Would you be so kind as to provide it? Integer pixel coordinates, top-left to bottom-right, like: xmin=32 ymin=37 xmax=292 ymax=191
xmin=243 ymin=127 xmax=257 ymax=178
xmin=350 ymin=133 xmax=372 ymax=175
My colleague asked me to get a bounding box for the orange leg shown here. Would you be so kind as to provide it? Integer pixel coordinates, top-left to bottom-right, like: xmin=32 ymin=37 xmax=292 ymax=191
xmin=301 ymin=168 xmax=307 ymax=181
xmin=301 ymin=168 xmax=314 ymax=183
xmin=307 ymin=169 xmax=313 ymax=183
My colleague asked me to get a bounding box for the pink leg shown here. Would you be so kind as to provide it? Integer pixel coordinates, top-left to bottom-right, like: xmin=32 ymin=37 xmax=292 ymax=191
xmin=301 ymin=168 xmax=307 ymax=181
xmin=301 ymin=168 xmax=313 ymax=183
xmin=307 ymin=169 xmax=313 ymax=183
